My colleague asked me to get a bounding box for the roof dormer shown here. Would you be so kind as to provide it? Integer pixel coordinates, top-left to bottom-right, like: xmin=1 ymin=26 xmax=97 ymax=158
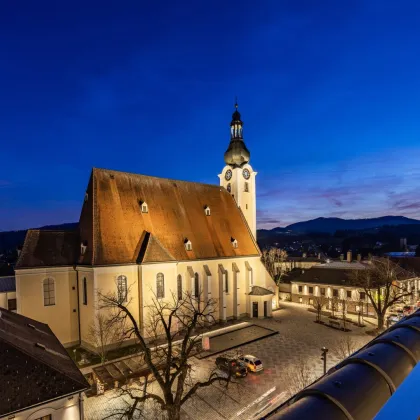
xmin=139 ymin=200 xmax=148 ymax=213
xmin=231 ymin=237 xmax=238 ymax=249
xmin=184 ymin=239 xmax=192 ymax=251
xmin=204 ymin=205 xmax=211 ymax=216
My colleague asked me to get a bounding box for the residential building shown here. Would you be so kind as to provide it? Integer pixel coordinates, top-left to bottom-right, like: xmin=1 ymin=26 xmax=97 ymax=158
xmin=14 ymin=104 xmax=276 ymax=350
xmin=0 ymin=308 xmax=89 ymax=420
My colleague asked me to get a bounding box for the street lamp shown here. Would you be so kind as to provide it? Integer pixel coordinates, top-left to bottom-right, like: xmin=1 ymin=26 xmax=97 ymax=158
xmin=321 ymin=347 xmax=328 ymax=375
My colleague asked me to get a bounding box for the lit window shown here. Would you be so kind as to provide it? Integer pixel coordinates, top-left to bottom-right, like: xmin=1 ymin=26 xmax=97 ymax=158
xmin=117 ymin=275 xmax=128 ymax=303
xmin=194 ymin=273 xmax=199 ymax=298
xmin=43 ymin=278 xmax=55 ymax=306
xmin=156 ymin=273 xmax=164 ymax=299
xmin=83 ymin=277 xmax=87 ymax=305
xmin=204 ymin=206 xmax=211 ymax=216
xmin=177 ymin=274 xmax=182 ymax=300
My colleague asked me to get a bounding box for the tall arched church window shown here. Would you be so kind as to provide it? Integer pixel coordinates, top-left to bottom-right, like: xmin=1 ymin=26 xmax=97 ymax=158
xmin=157 ymin=273 xmax=165 ymax=299
xmin=194 ymin=273 xmax=199 ymax=298
xmin=43 ymin=278 xmax=55 ymax=306
xmin=117 ymin=275 xmax=128 ymax=302
xmin=177 ymin=275 xmax=182 ymax=300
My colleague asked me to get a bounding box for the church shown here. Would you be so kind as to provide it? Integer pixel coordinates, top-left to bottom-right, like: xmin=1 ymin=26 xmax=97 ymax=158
xmin=14 ymin=104 xmax=277 ymax=349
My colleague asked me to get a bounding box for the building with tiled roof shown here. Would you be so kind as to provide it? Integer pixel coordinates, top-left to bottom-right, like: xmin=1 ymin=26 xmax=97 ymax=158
xmin=14 ymin=104 xmax=276 ymax=349
xmin=0 ymin=276 xmax=16 ymax=312
xmin=0 ymin=308 xmax=89 ymax=419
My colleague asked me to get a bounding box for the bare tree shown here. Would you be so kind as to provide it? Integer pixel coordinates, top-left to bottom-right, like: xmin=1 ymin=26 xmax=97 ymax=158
xmin=88 ymin=312 xmax=123 ymax=364
xmin=312 ymin=297 xmax=326 ymax=323
xmin=98 ymin=287 xmax=234 ymax=420
xmin=351 ymin=258 xmax=413 ymax=330
xmin=340 ymin=299 xmax=347 ymax=331
xmin=334 ymin=336 xmax=358 ymax=360
xmin=261 ymin=247 xmax=288 ymax=284
xmin=329 ymin=296 xmax=339 ymax=319
xmin=282 ymin=360 xmax=317 ymax=397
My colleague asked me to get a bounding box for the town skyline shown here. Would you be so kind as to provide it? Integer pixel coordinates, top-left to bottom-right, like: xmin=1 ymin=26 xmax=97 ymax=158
xmin=2 ymin=1 xmax=420 ymax=231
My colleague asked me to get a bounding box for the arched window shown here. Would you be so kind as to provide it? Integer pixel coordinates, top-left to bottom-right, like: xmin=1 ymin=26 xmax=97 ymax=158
xmin=83 ymin=277 xmax=87 ymax=305
xmin=43 ymin=278 xmax=55 ymax=306
xmin=204 ymin=206 xmax=211 ymax=216
xmin=177 ymin=275 xmax=182 ymax=300
xmin=117 ymin=275 xmax=128 ymax=302
xmin=225 ymin=272 xmax=229 ymax=293
xmin=244 ymin=182 xmax=249 ymax=192
xmin=156 ymin=273 xmax=164 ymax=299
xmin=194 ymin=273 xmax=199 ymax=298
xmin=227 ymin=183 xmax=231 ymax=193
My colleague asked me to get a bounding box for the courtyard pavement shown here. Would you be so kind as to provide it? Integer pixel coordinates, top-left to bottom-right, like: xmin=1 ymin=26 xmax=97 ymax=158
xmin=84 ymin=302 xmax=372 ymax=420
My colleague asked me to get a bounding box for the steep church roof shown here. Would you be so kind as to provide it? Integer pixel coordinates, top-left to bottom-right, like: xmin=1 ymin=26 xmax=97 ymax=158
xmin=77 ymin=168 xmax=259 ymax=265
xmin=0 ymin=309 xmax=89 ymax=416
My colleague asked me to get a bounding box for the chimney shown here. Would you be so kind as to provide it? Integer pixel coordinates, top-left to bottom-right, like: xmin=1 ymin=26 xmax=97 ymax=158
xmin=347 ymin=251 xmax=352 ymax=263
xmin=357 ymin=254 xmax=362 ymax=262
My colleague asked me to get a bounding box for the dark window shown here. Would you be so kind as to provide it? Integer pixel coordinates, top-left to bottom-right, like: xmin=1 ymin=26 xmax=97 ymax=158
xmin=8 ymin=299 xmax=17 ymax=311
xmin=156 ymin=273 xmax=164 ymax=299
xmin=43 ymin=278 xmax=55 ymax=306
xmin=227 ymin=183 xmax=231 ymax=193
xmin=360 ymin=291 xmax=366 ymax=300
xmin=225 ymin=272 xmax=229 ymax=293
xmin=298 ymin=285 xmax=303 ymax=293
xmin=117 ymin=275 xmax=128 ymax=302
xmin=83 ymin=277 xmax=87 ymax=305
xmin=194 ymin=273 xmax=199 ymax=298
xmin=320 ymin=288 xmax=326 ymax=296
xmin=333 ymin=289 xmax=339 ymax=297
xmin=177 ymin=275 xmax=182 ymax=300
xmin=308 ymin=286 xmax=313 ymax=294
xmin=244 ymin=182 xmax=249 ymax=192
xmin=347 ymin=290 xmax=352 ymax=299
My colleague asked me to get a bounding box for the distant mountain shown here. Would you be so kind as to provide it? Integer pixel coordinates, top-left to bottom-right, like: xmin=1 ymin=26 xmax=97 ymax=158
xmin=285 ymin=216 xmax=420 ymax=234
xmin=0 ymin=222 xmax=78 ymax=253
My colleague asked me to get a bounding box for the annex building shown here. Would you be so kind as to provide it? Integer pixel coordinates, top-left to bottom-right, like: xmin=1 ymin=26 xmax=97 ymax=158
xmin=14 ymin=104 xmax=276 ymax=349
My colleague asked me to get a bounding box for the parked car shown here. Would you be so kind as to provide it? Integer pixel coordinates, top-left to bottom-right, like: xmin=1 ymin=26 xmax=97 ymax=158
xmin=215 ymin=357 xmax=247 ymax=378
xmin=238 ymin=355 xmax=263 ymax=372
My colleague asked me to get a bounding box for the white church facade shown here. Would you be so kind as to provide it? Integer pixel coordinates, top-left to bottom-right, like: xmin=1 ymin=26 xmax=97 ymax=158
xmin=14 ymin=104 xmax=277 ymax=349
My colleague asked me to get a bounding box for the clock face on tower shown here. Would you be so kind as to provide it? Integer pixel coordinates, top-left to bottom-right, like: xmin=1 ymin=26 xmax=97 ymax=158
xmin=225 ymin=169 xmax=232 ymax=181
xmin=243 ymin=168 xmax=250 ymax=179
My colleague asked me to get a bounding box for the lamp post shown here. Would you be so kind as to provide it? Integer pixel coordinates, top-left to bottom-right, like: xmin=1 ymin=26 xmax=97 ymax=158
xmin=321 ymin=347 xmax=328 ymax=375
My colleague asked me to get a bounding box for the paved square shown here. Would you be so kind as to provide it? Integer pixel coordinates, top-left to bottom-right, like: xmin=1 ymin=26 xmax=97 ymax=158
xmin=84 ymin=302 xmax=372 ymax=420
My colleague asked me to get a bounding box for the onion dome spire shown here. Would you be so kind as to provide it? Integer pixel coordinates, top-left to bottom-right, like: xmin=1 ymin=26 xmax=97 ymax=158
xmin=224 ymin=100 xmax=250 ymax=167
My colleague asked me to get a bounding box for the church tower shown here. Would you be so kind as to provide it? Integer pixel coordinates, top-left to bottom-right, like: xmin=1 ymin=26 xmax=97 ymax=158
xmin=219 ymin=102 xmax=257 ymax=239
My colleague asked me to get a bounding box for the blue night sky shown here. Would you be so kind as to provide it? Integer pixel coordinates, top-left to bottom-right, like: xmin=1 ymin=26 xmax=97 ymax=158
xmin=2 ymin=0 xmax=420 ymax=231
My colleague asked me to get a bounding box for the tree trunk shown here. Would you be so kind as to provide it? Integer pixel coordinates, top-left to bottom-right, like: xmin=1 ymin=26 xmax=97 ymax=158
xmin=167 ymin=404 xmax=181 ymax=420
xmin=377 ymin=313 xmax=385 ymax=330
